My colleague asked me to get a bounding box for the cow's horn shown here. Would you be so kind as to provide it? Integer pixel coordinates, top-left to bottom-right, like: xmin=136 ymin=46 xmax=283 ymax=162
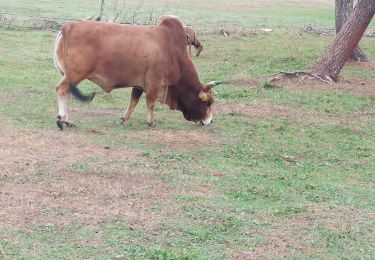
xmin=205 ymin=81 xmax=223 ymax=91
xmin=83 ymin=14 xmax=96 ymax=20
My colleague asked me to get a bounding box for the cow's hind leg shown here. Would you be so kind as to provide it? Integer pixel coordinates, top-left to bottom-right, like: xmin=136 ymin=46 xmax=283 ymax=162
xmin=56 ymin=77 xmax=75 ymax=130
xmin=145 ymin=93 xmax=157 ymax=127
xmin=121 ymin=87 xmax=143 ymax=123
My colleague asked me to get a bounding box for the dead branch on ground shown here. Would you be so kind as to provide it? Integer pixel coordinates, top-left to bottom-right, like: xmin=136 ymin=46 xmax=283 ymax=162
xmin=304 ymin=24 xmax=335 ymax=36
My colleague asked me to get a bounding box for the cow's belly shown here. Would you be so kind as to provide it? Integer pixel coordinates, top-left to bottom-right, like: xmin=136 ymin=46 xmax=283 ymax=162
xmin=87 ymin=49 xmax=153 ymax=92
xmin=88 ymin=73 xmax=145 ymax=93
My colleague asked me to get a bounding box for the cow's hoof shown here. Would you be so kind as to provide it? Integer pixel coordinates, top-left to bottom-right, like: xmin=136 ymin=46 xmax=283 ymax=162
xmin=120 ymin=117 xmax=129 ymax=124
xmin=56 ymin=115 xmax=64 ymax=130
xmin=56 ymin=119 xmax=64 ymax=130
xmin=56 ymin=116 xmax=76 ymax=130
xmin=147 ymin=122 xmax=156 ymax=128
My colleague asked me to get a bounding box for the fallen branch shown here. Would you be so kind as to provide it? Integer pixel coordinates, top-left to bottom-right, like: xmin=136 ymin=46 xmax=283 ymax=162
xmin=304 ymin=24 xmax=335 ymax=36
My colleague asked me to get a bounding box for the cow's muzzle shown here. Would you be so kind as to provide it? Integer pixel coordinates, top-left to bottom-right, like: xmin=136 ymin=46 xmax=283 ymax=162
xmin=197 ymin=117 xmax=213 ymax=126
xmin=198 ymin=119 xmax=213 ymax=126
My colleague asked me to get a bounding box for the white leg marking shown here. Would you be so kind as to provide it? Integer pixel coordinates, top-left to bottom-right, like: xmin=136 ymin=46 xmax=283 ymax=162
xmin=147 ymin=108 xmax=154 ymax=125
xmin=58 ymin=94 xmax=69 ymax=121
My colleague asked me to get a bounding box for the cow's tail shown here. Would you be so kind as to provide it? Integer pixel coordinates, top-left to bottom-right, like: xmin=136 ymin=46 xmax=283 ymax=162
xmin=61 ymin=24 xmax=95 ymax=103
xmin=53 ymin=31 xmax=64 ymax=75
xmin=69 ymin=83 xmax=96 ymax=102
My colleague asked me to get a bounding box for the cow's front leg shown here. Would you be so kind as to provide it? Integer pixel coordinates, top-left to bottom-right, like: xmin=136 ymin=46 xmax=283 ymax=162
xmin=121 ymin=88 xmax=143 ymax=123
xmin=56 ymin=78 xmax=75 ymax=130
xmin=146 ymin=97 xmax=156 ymax=127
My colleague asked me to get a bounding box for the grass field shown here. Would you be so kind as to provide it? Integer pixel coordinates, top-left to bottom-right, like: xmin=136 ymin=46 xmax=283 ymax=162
xmin=1 ymin=0 xmax=375 ymax=259
xmin=1 ymin=0 xmax=337 ymax=31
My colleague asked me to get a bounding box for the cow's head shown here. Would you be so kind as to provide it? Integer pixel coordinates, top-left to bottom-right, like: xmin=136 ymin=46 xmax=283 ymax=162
xmin=179 ymin=81 xmax=222 ymax=126
xmin=195 ymin=45 xmax=203 ymax=57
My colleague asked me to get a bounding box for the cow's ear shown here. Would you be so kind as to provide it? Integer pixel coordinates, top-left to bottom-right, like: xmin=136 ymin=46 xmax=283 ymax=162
xmin=199 ymin=91 xmax=209 ymax=102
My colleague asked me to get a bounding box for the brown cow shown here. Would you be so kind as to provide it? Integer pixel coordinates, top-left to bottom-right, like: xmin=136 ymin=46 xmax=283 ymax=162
xmin=53 ymin=15 xmax=221 ymax=129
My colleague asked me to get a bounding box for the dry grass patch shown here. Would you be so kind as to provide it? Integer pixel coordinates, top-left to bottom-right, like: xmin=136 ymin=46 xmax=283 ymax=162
xmin=0 ymin=118 xmax=178 ymax=228
xmin=0 ymin=93 xmax=21 ymax=102
xmin=346 ymin=60 xmax=375 ymax=71
xmin=233 ymin=204 xmax=374 ymax=259
xmin=127 ymin=129 xmax=219 ymax=151
xmin=71 ymin=107 xmax=121 ymax=119
xmin=245 ymin=215 xmax=314 ymax=258
xmin=215 ymin=100 xmax=341 ymax=127
xmin=336 ymin=79 xmax=375 ymax=97
xmin=310 ymin=204 xmax=375 ymax=232
xmin=215 ymin=101 xmax=297 ymax=120
xmin=281 ymin=78 xmax=375 ymax=97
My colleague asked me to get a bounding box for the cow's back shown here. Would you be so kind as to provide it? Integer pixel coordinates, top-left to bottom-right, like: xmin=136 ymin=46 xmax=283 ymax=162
xmin=59 ymin=20 xmax=188 ymax=91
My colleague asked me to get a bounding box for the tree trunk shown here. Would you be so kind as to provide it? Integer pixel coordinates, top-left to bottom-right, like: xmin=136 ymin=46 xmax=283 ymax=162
xmin=309 ymin=0 xmax=375 ymax=81
xmin=350 ymin=46 xmax=368 ymax=61
xmin=98 ymin=0 xmax=105 ymax=21
xmin=336 ymin=0 xmax=369 ymax=62
xmin=335 ymin=0 xmax=353 ymax=33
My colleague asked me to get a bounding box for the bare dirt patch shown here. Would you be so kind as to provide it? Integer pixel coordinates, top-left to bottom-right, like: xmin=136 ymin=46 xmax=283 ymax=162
xmin=215 ymin=101 xmax=342 ymax=127
xmin=311 ymin=204 xmax=375 ymax=232
xmin=215 ymin=97 xmax=374 ymax=131
xmin=279 ymin=76 xmax=375 ymax=97
xmin=243 ymin=215 xmax=314 ymax=259
xmin=70 ymin=106 xmax=122 ymax=120
xmin=335 ymin=78 xmax=375 ymax=97
xmin=0 ymin=93 xmax=21 ymax=102
xmin=228 ymin=76 xmax=259 ymax=86
xmin=215 ymin=101 xmax=297 ymax=120
xmin=346 ymin=60 xmax=375 ymax=70
xmin=350 ymin=107 xmax=375 ymax=119
xmin=0 ymin=116 xmax=178 ymax=229
xmin=127 ymin=128 xmax=219 ymax=151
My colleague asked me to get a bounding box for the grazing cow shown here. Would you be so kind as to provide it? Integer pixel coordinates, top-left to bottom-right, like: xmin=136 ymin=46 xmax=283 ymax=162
xmin=53 ymin=15 xmax=222 ymax=129
xmin=184 ymin=26 xmax=203 ymax=57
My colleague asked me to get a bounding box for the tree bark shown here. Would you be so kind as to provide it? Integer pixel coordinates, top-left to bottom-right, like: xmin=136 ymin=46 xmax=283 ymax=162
xmin=309 ymin=0 xmax=375 ymax=81
xmin=335 ymin=0 xmax=368 ymax=62
xmin=335 ymin=0 xmax=353 ymax=33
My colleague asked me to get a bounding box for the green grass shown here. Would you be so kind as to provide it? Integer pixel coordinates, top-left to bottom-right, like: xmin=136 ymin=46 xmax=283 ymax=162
xmin=1 ymin=0 xmax=375 ymax=259
xmin=0 ymin=0 xmax=336 ymax=30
